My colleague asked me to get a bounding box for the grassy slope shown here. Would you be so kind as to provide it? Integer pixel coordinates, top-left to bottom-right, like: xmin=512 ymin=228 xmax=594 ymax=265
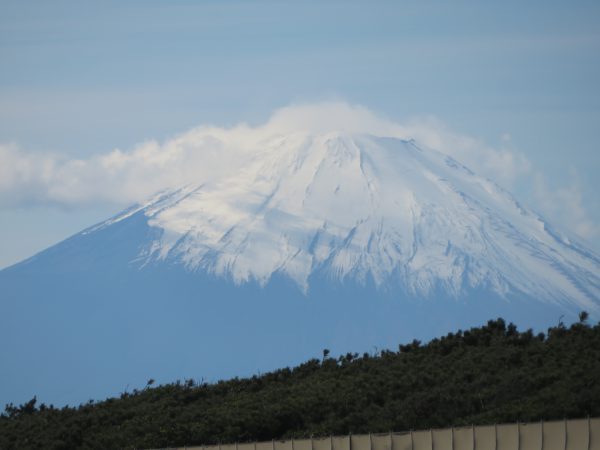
xmin=1 ymin=318 xmax=599 ymax=449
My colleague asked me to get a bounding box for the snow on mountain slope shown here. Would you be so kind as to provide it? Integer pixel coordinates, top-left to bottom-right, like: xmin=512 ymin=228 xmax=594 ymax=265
xmin=93 ymin=132 xmax=600 ymax=313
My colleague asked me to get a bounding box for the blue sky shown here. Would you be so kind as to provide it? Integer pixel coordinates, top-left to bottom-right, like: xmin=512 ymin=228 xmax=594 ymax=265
xmin=1 ymin=0 xmax=599 ymax=268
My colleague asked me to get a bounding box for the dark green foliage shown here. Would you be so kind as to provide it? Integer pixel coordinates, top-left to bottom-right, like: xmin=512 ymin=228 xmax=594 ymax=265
xmin=1 ymin=318 xmax=599 ymax=449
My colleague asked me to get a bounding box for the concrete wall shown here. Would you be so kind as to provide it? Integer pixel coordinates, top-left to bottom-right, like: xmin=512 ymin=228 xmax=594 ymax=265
xmin=156 ymin=418 xmax=600 ymax=450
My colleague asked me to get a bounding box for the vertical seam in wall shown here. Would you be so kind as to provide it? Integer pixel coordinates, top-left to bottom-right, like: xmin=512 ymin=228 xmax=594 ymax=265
xmin=564 ymin=419 xmax=568 ymax=450
xmin=588 ymin=417 xmax=592 ymax=450
xmin=494 ymin=423 xmax=498 ymax=450
xmin=518 ymin=422 xmax=521 ymax=450
xmin=451 ymin=427 xmax=454 ymax=450
xmin=411 ymin=430 xmax=414 ymax=450
xmin=541 ymin=420 xmax=544 ymax=450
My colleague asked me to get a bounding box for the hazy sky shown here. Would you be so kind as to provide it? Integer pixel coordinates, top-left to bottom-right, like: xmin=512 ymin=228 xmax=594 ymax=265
xmin=1 ymin=0 xmax=599 ymax=268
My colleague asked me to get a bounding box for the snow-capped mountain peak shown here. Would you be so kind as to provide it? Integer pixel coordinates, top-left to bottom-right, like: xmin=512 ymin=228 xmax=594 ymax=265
xmin=96 ymin=132 xmax=599 ymax=312
xmin=3 ymin=128 xmax=600 ymax=409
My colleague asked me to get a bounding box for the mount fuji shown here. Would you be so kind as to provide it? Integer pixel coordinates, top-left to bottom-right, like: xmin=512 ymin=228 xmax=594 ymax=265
xmin=1 ymin=128 xmax=599 ymax=407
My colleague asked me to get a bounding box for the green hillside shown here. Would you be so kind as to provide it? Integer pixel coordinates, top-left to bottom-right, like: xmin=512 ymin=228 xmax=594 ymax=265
xmin=1 ymin=317 xmax=599 ymax=449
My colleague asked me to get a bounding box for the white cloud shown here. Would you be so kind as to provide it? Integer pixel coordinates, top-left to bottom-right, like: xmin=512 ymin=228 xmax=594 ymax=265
xmin=0 ymin=101 xmax=596 ymax=242
xmin=533 ymin=171 xmax=599 ymax=241
xmin=389 ymin=116 xmax=533 ymax=187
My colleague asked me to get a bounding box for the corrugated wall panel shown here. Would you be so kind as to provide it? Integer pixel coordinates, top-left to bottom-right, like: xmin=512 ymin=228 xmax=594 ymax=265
xmin=521 ymin=422 xmax=542 ymax=450
xmin=313 ymin=436 xmax=332 ymax=450
xmin=294 ymin=439 xmax=313 ymax=450
xmin=158 ymin=418 xmax=598 ymax=450
xmin=543 ymin=421 xmax=566 ymax=450
xmin=392 ymin=432 xmax=413 ymax=450
xmin=590 ymin=418 xmax=600 ymax=450
xmin=474 ymin=425 xmax=496 ymax=450
xmin=372 ymin=433 xmax=392 ymax=450
xmin=432 ymin=428 xmax=452 ymax=450
xmin=352 ymin=434 xmax=372 ymax=450
xmin=454 ymin=427 xmax=474 ymax=450
xmin=413 ymin=430 xmax=432 ymax=450
xmin=567 ymin=419 xmax=589 ymax=450
xmin=333 ymin=435 xmax=350 ymax=450
xmin=497 ymin=424 xmax=518 ymax=450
